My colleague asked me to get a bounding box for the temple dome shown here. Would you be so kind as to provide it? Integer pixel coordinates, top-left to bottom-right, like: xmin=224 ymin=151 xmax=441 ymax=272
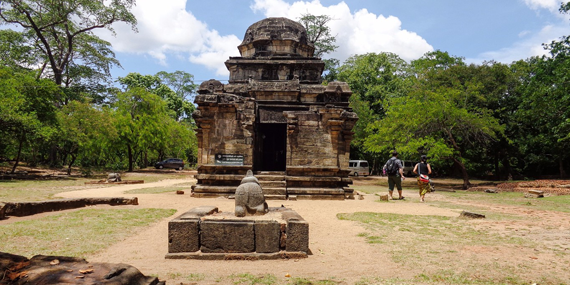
xmin=238 ymin=17 xmax=315 ymax=58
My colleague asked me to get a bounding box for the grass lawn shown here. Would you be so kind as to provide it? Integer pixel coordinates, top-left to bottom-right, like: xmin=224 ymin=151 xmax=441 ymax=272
xmin=0 ymin=172 xmax=185 ymax=202
xmin=0 ymin=208 xmax=176 ymax=258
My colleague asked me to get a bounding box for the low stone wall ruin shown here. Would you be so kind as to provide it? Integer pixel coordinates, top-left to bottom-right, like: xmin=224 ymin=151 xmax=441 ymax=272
xmin=1 ymin=197 xmax=138 ymax=218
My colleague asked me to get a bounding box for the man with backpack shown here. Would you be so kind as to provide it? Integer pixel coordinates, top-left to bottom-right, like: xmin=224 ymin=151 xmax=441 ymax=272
xmin=383 ymin=150 xmax=406 ymax=200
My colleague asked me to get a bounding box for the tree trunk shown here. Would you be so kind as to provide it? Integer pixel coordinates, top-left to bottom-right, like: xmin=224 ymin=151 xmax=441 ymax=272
xmin=67 ymin=150 xmax=78 ymax=175
xmin=560 ymin=158 xmax=567 ymax=179
xmin=494 ymin=151 xmax=500 ymax=180
xmin=452 ymin=157 xmax=471 ymax=190
xmin=127 ymin=144 xmax=134 ymax=172
xmin=503 ymin=151 xmax=513 ymax=181
xmin=49 ymin=144 xmax=58 ymax=167
xmin=10 ymin=134 xmax=24 ymax=174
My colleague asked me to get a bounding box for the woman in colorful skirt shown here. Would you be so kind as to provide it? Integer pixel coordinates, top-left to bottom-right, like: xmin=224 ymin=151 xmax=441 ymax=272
xmin=413 ymin=155 xmax=432 ymax=202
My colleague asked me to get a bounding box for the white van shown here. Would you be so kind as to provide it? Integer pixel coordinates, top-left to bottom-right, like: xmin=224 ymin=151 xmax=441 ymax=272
xmin=401 ymin=160 xmax=417 ymax=177
xmin=349 ymin=160 xmax=369 ymax=177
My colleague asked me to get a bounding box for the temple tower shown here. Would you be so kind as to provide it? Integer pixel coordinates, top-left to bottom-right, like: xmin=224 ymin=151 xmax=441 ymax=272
xmin=192 ymin=17 xmax=358 ymax=200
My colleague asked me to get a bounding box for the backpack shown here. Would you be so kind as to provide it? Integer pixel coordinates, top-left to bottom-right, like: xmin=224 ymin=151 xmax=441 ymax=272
xmin=385 ymin=158 xmax=399 ymax=175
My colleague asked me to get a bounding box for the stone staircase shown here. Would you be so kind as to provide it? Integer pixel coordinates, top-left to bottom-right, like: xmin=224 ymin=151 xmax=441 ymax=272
xmin=255 ymin=171 xmax=287 ymax=200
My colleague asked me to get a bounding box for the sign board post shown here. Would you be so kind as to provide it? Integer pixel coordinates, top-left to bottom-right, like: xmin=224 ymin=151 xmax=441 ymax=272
xmin=215 ymin=154 xmax=244 ymax=166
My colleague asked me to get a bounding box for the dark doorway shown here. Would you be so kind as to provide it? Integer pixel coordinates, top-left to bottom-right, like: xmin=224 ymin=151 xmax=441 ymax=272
xmin=255 ymin=123 xmax=287 ymax=171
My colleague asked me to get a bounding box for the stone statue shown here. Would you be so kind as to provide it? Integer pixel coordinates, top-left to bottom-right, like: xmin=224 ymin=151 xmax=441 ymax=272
xmin=235 ymin=170 xmax=268 ymax=217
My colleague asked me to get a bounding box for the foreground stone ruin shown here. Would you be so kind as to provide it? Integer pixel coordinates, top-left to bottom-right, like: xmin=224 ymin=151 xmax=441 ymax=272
xmin=192 ymin=17 xmax=358 ymax=200
xmin=0 ymin=197 xmax=138 ymax=218
xmin=0 ymin=252 xmax=164 ymax=284
xmin=166 ymin=206 xmax=309 ymax=260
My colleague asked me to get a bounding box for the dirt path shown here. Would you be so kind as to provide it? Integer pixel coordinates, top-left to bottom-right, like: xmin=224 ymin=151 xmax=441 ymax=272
xmin=54 ymin=178 xmax=460 ymax=284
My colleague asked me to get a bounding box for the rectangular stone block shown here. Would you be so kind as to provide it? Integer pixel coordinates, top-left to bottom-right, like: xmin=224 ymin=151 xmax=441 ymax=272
xmin=255 ymin=221 xmax=281 ymax=253
xmin=286 ymin=220 xmax=309 ymax=253
xmin=168 ymin=219 xmax=200 ymax=253
xmin=201 ymin=221 xmax=255 ymax=253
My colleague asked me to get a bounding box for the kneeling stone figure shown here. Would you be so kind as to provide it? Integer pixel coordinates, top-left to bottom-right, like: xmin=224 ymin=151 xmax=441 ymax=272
xmin=235 ymin=170 xmax=268 ymax=217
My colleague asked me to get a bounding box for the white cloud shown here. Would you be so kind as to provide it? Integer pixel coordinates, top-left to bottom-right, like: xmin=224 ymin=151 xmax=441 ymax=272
xmin=95 ymin=0 xmax=240 ymax=76
xmin=522 ymin=0 xmax=560 ymax=12
xmin=250 ymin=0 xmax=433 ymax=62
xmin=469 ymin=1 xmax=570 ymax=63
xmin=467 ymin=24 xmax=567 ymax=63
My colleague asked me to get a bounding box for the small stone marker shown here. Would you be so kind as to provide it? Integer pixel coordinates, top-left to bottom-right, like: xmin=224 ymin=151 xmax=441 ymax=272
xmin=460 ymin=211 xmax=486 ymax=219
xmin=525 ymin=189 xmax=544 ymax=198
xmin=379 ymin=194 xmax=389 ymax=201
xmin=176 ymin=190 xmax=185 ymax=195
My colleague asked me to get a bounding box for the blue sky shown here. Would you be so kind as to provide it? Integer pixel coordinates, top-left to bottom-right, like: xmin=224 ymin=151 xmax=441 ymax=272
xmin=94 ymin=0 xmax=570 ymax=84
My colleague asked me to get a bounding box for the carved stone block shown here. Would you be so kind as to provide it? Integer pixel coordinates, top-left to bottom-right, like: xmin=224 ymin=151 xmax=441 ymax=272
xmin=168 ymin=219 xmax=200 ymax=253
xmin=286 ymin=220 xmax=309 ymax=252
xmin=255 ymin=220 xmax=281 ymax=253
xmin=200 ymin=221 xmax=255 ymax=253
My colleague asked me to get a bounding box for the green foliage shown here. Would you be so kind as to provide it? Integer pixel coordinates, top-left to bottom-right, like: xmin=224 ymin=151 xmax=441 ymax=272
xmin=118 ymin=71 xmax=197 ymax=121
xmin=297 ymin=14 xmax=338 ymax=58
xmin=0 ymin=0 xmax=136 ymax=89
xmin=338 ymin=52 xmax=412 ymax=117
xmin=0 ymin=67 xmax=60 ymax=171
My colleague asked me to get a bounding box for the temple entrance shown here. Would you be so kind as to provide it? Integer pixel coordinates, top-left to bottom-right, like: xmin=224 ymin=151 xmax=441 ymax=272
xmin=254 ymin=123 xmax=287 ymax=171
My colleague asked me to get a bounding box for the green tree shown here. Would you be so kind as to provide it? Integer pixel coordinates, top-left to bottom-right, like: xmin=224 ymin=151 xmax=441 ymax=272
xmin=337 ymin=52 xmax=412 ymax=117
xmin=367 ymin=86 xmax=503 ymax=189
xmin=297 ymin=13 xmax=340 ymax=82
xmin=336 ymin=52 xmax=412 ymax=172
xmin=298 ymin=13 xmax=338 ymax=58
xmin=118 ymin=72 xmax=196 ymax=121
xmin=113 ymin=88 xmax=170 ymax=172
xmin=0 ymin=67 xmax=60 ymax=173
xmin=57 ymin=101 xmax=117 ymax=174
xmin=0 ymin=0 xmax=136 ymax=98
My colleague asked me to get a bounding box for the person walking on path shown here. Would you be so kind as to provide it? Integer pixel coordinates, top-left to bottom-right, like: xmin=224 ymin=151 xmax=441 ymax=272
xmin=383 ymin=151 xmax=405 ymax=200
xmin=413 ymin=155 xmax=432 ymax=202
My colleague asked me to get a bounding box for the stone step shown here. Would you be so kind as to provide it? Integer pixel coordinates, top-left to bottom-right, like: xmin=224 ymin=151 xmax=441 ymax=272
xmin=295 ymin=194 xmax=345 ymax=200
xmin=259 ymin=181 xmax=286 ymax=187
xmin=193 ymin=185 xmax=236 ymax=193
xmin=256 ymin=171 xmax=286 ymax=176
xmin=192 ymin=193 xmax=230 ymax=198
xmin=264 ymin=194 xmax=287 ymax=200
xmin=195 ymin=174 xmax=242 ymax=181
xmin=286 ymin=188 xmax=345 ymax=195
xmin=262 ymin=188 xmax=287 ymax=195
xmin=286 ymin=176 xmax=351 ymax=182
xmin=255 ymin=175 xmax=286 ymax=181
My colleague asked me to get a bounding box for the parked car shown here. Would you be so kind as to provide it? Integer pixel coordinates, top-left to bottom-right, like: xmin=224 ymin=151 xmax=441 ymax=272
xmin=349 ymin=160 xmax=369 ymax=177
xmin=402 ymin=160 xmax=416 ymax=177
xmin=155 ymin=158 xmax=185 ymax=170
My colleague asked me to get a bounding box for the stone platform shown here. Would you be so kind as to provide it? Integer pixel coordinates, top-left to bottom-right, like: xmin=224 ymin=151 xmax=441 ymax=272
xmin=165 ymin=206 xmax=309 ymax=260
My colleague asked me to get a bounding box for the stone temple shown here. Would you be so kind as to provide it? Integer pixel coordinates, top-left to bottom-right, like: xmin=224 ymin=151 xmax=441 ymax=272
xmin=192 ymin=17 xmax=358 ymax=200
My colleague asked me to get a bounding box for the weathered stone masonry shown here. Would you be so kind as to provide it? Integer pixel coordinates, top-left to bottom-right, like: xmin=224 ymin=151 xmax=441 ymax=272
xmin=192 ymin=17 xmax=358 ymax=200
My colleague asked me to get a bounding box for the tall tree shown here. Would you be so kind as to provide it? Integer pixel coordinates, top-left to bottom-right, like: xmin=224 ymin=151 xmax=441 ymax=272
xmin=367 ymin=86 xmax=503 ymax=189
xmin=298 ymin=13 xmax=339 ymax=82
xmin=113 ymin=88 xmax=170 ymax=172
xmin=57 ymin=101 xmax=117 ymax=174
xmin=118 ymin=72 xmax=196 ymax=121
xmin=0 ymin=67 xmax=60 ymax=173
xmin=0 ymin=0 xmax=136 ymax=99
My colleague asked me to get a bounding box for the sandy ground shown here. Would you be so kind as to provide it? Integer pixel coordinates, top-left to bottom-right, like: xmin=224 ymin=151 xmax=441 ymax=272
xmin=47 ymin=177 xmax=459 ymax=284
xmin=4 ymin=175 xmax=567 ymax=284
